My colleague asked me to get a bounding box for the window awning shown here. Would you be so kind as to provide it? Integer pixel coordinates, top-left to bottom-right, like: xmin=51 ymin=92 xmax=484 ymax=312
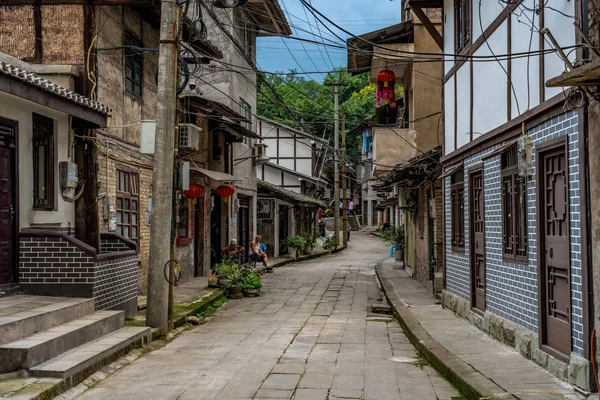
xmin=481 ymin=138 xmax=518 ymax=161
xmin=190 ymin=166 xmax=242 ymax=182
xmin=439 ymin=162 xmax=463 ymax=179
xmin=219 ymin=122 xmax=261 ymax=140
xmin=376 ymin=196 xmax=398 ymax=209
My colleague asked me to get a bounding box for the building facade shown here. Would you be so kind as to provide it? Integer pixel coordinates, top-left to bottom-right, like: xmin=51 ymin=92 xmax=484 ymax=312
xmin=436 ymin=0 xmax=593 ymax=389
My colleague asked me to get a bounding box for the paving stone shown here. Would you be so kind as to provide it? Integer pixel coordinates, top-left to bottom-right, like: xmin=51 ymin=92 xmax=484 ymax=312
xmin=69 ymin=234 xmax=466 ymax=400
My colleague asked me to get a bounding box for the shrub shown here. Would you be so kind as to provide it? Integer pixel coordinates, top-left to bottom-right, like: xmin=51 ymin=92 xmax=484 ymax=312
xmin=380 ymin=225 xmax=404 ymax=247
xmin=281 ymin=235 xmax=307 ymax=249
xmin=214 ymin=259 xmax=242 ymax=283
xmin=239 ymin=269 xmax=263 ymax=293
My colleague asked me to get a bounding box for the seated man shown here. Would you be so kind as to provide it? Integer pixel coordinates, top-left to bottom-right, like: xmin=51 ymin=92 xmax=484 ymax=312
xmin=249 ymin=235 xmax=273 ymax=272
xmin=222 ymin=239 xmax=244 ymax=261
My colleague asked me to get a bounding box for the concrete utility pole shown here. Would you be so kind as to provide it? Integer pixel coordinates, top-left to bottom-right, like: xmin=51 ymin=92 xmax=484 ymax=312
xmin=146 ymin=0 xmax=179 ymax=334
xmin=342 ymin=107 xmax=348 ymax=247
xmin=327 ymin=82 xmax=341 ymax=242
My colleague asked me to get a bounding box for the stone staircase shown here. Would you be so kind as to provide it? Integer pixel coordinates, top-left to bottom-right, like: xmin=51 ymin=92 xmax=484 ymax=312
xmin=348 ymin=215 xmax=361 ymax=231
xmin=0 ymin=295 xmax=151 ymax=380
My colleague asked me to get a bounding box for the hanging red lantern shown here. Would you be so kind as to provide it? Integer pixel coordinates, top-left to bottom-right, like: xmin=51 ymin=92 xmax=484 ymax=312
xmin=376 ymin=69 xmax=397 ymax=109
xmin=184 ymin=184 xmax=204 ymax=199
xmin=216 ymin=184 xmax=235 ymax=198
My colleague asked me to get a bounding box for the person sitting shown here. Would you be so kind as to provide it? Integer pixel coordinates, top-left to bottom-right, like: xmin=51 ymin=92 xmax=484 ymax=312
xmin=249 ymin=235 xmax=273 ymax=272
xmin=222 ymin=239 xmax=244 ymax=262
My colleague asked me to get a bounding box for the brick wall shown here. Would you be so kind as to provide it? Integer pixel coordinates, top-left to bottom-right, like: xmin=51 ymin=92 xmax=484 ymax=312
xmin=444 ymin=111 xmax=584 ymax=356
xmin=93 ymin=255 xmax=138 ymax=314
xmin=100 ymin=238 xmax=130 ymax=253
xmin=19 ymin=236 xmax=95 ymax=286
xmin=19 ymin=232 xmax=139 ymax=316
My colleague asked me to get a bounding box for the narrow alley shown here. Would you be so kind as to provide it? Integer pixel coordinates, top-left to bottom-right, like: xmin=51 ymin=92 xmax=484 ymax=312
xmin=69 ymin=234 xmax=462 ymax=400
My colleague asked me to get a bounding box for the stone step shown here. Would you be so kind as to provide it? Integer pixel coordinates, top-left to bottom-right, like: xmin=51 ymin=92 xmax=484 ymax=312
xmin=0 ymin=310 xmax=125 ymax=372
xmin=0 ymin=296 xmax=95 ymax=346
xmin=29 ymin=326 xmax=151 ymax=379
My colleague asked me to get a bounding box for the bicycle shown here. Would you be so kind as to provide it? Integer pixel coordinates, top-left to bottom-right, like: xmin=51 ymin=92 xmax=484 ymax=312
xmin=163 ymin=259 xmax=182 ymax=285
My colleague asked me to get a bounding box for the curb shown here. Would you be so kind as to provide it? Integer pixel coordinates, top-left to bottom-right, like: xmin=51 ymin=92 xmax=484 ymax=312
xmin=375 ymin=263 xmax=509 ymax=400
xmin=271 ymin=245 xmax=347 ymax=269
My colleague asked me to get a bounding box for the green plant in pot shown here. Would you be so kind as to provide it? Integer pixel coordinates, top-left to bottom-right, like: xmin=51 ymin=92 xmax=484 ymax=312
xmin=303 ymin=231 xmax=318 ymax=255
xmin=381 ymin=225 xmax=405 ymax=260
xmin=239 ymin=268 xmax=263 ymax=296
xmin=214 ymin=259 xmax=241 ymax=288
xmin=281 ymin=236 xmax=307 ymax=259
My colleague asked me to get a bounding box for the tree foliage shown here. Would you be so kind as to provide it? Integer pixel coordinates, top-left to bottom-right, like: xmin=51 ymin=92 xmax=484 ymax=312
xmin=257 ymin=68 xmax=376 ymax=168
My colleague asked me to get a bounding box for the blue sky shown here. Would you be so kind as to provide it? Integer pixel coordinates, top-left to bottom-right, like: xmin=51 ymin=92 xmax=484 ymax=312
xmin=256 ymin=0 xmax=401 ymax=79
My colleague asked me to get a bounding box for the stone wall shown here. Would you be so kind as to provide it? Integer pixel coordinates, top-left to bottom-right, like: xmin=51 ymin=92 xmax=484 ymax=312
xmin=444 ymin=111 xmax=584 ymax=355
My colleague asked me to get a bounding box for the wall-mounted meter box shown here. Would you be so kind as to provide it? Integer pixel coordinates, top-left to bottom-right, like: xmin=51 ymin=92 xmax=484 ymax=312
xmin=59 ymin=161 xmax=78 ymax=189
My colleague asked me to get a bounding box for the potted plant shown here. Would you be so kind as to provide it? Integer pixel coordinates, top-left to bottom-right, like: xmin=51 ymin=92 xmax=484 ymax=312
xmin=381 ymin=226 xmax=405 ymax=261
xmin=239 ymin=268 xmax=263 ymax=297
xmin=303 ymin=231 xmax=318 ymax=255
xmin=214 ymin=259 xmax=240 ymax=287
xmin=282 ymin=236 xmax=306 ymax=259
xmin=208 ymin=274 xmax=219 ymax=288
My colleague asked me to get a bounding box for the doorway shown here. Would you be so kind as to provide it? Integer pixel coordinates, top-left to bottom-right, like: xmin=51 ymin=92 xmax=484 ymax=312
xmin=237 ymin=196 xmax=250 ymax=263
xmin=469 ymin=168 xmax=486 ymax=314
xmin=537 ymin=139 xmax=571 ymax=361
xmin=210 ymin=194 xmax=222 ymax=267
xmin=0 ymin=118 xmax=17 ymax=285
xmin=278 ymin=204 xmax=289 ymax=255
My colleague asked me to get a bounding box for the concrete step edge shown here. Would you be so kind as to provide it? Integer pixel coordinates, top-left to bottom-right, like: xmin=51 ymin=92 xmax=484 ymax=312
xmin=29 ymin=326 xmax=151 ymax=379
xmin=0 ymin=298 xmax=95 ymax=345
xmin=0 ymin=310 xmax=125 ymax=372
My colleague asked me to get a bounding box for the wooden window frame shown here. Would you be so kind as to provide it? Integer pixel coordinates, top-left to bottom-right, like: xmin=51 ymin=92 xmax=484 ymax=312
xmin=501 ymin=148 xmax=528 ymax=263
xmin=32 ymin=113 xmax=54 ymax=210
xmin=116 ymin=169 xmax=139 ymax=243
xmin=454 ymin=0 xmax=472 ymax=54
xmin=124 ymin=32 xmax=143 ymax=99
xmin=240 ymin=98 xmax=252 ymax=145
xmin=450 ymin=169 xmax=465 ymax=252
xmin=177 ymin=197 xmax=194 ymax=246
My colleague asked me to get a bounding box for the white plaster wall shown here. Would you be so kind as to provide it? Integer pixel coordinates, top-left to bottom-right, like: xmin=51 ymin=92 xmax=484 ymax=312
xmin=456 ymin=61 xmax=471 ymax=149
xmin=543 ymin=0 xmax=576 ymax=100
xmin=278 ymin=137 xmax=295 ymax=157
xmin=472 ymin=0 xmax=504 ymax=39
xmin=297 ymin=161 xmax=312 ymax=177
xmin=283 ymin=172 xmax=300 ymax=188
xmin=263 ymin=137 xmax=278 ymax=158
xmin=263 ymin=165 xmax=281 ymax=185
xmin=296 ymin=138 xmax=312 ymax=158
xmin=443 ymin=0 xmax=454 ymax=75
xmin=0 ymin=92 xmax=75 ymax=229
xmin=444 ymin=75 xmax=455 ymax=155
xmin=278 ymin=159 xmax=294 ymax=170
xmin=472 ymin=24 xmax=508 ymax=137
xmin=510 ymin=3 xmax=540 ymax=118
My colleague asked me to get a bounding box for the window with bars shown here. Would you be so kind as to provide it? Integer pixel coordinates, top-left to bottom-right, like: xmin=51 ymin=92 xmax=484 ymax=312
xmin=501 ymin=146 xmax=528 ymax=262
xmin=454 ymin=0 xmax=471 ymax=53
xmin=32 ymin=113 xmax=54 ymax=210
xmin=240 ymin=98 xmax=252 ymax=145
xmin=116 ymin=170 xmax=139 ymax=242
xmin=124 ymin=33 xmax=143 ymax=98
xmin=450 ymin=169 xmax=465 ymax=251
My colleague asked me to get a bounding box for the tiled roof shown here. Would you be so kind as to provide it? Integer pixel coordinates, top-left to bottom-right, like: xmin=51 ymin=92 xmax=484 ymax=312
xmin=0 ymin=61 xmax=111 ymax=116
xmin=258 ymin=180 xmax=325 ymax=208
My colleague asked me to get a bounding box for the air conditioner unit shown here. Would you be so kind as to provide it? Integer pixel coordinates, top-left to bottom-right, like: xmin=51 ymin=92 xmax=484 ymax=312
xmin=178 ymin=123 xmax=202 ymax=150
xmin=252 ymin=143 xmax=269 ymax=165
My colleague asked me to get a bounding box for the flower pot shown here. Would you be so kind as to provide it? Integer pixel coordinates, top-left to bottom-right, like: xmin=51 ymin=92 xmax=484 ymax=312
xmin=294 ymin=248 xmax=301 ymax=259
xmin=218 ymin=278 xmax=231 ymax=287
xmin=303 ymin=245 xmax=312 ymax=255
xmin=231 ymin=285 xmax=243 ymax=299
xmin=208 ymin=274 xmax=219 ymax=288
xmin=247 ymin=289 xmax=260 ymax=298
xmin=395 ymin=248 xmax=404 ymax=261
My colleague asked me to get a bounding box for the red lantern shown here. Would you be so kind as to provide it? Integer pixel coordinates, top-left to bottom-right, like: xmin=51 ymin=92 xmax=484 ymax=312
xmin=184 ymin=184 xmax=204 ymax=199
xmin=216 ymin=184 xmax=235 ymax=199
xmin=376 ymin=69 xmax=397 ymax=108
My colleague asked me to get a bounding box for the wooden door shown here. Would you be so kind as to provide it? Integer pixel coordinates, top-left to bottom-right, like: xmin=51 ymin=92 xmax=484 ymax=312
xmin=470 ymin=169 xmax=486 ymax=314
xmin=539 ymin=144 xmax=571 ymax=360
xmin=210 ymin=195 xmax=222 ymax=267
xmin=237 ymin=196 xmax=250 ymax=262
xmin=0 ymin=137 xmax=15 ymax=285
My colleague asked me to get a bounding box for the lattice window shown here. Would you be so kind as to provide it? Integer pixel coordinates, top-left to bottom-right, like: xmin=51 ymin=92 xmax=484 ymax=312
xmin=32 ymin=113 xmax=54 ymax=210
xmin=501 ymin=145 xmax=528 ymax=262
xmin=450 ymin=169 xmax=464 ymax=251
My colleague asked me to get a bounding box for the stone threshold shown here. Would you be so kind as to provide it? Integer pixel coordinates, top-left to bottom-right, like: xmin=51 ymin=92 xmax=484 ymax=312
xmin=375 ymin=262 xmax=589 ymax=400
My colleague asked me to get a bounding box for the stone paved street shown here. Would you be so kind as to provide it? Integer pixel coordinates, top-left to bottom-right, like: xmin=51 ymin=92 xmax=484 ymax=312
xmin=72 ymin=233 xmax=463 ymax=400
